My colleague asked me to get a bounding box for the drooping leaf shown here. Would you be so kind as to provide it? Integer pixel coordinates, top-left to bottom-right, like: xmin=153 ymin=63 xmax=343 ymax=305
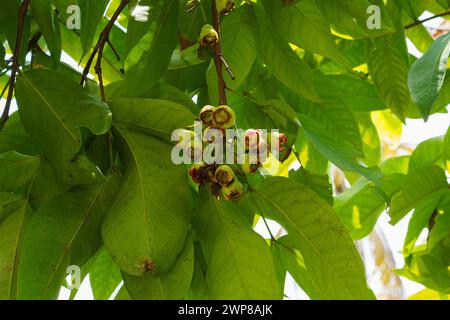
xmin=17 ymin=176 xmax=120 ymax=299
xmin=221 ymin=6 xmax=256 ymax=90
xmin=252 ymin=4 xmax=319 ymax=102
xmin=408 ymin=33 xmax=450 ymax=121
xmin=102 ymin=129 xmax=192 ymax=277
xmin=367 ymin=35 xmax=412 ymax=122
xmin=389 ymin=165 xmax=449 ymax=224
xmin=78 ymin=0 xmax=109 ymax=57
xmin=125 ymin=0 xmax=179 ymax=96
xmin=30 ymin=0 xmax=61 ymax=63
xmin=15 ymin=69 xmax=112 ymax=185
xmin=264 ymin=0 xmax=350 ymax=67
xmin=253 ymin=177 xmax=375 ymax=299
xmin=194 ymin=191 xmax=281 ymax=299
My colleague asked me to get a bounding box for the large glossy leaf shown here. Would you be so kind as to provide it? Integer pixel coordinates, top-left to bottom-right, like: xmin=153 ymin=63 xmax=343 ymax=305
xmin=102 ymin=128 xmax=191 ymax=276
xmin=17 ymin=176 xmax=120 ymax=299
xmin=408 ymin=33 xmax=450 ymax=121
xmin=389 ymin=165 xmax=449 ymax=224
xmin=253 ymin=177 xmax=375 ymax=300
xmin=194 ymin=191 xmax=281 ymax=299
xmin=125 ymin=0 xmax=179 ymax=96
xmin=252 ymin=4 xmax=319 ymax=102
xmin=15 ymin=69 xmax=112 ymax=185
xmin=121 ymin=234 xmax=194 ymax=300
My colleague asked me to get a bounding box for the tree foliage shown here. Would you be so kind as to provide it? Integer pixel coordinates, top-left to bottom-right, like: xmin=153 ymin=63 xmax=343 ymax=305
xmin=0 ymin=0 xmax=449 ymax=300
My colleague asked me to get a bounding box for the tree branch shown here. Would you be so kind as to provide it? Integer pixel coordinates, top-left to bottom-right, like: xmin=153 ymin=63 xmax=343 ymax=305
xmin=212 ymin=0 xmax=228 ymax=105
xmin=80 ymin=0 xmax=129 ymax=101
xmin=405 ymin=10 xmax=450 ymax=29
xmin=0 ymin=0 xmax=30 ymax=127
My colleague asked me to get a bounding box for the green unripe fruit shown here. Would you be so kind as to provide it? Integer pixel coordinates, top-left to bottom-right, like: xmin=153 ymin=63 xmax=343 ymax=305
xmin=241 ymin=155 xmax=261 ymax=174
xmin=199 ymin=105 xmax=216 ymax=127
xmin=199 ymin=24 xmax=219 ymax=47
xmin=215 ymin=165 xmax=235 ymax=185
xmin=212 ymin=105 xmax=236 ymax=129
xmin=222 ymin=179 xmax=243 ymax=200
xmin=217 ymin=0 xmax=235 ymax=15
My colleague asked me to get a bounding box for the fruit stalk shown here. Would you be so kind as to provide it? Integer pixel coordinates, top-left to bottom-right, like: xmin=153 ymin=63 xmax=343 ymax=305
xmin=212 ymin=0 xmax=227 ymax=105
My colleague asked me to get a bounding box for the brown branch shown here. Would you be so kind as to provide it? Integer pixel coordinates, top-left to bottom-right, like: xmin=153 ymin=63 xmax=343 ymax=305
xmin=212 ymin=0 xmax=228 ymax=105
xmin=0 ymin=0 xmax=30 ymax=127
xmin=80 ymin=0 xmax=129 ymax=101
xmin=405 ymin=10 xmax=450 ymax=29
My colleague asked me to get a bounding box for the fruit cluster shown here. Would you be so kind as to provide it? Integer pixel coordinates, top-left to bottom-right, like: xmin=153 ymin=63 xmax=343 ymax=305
xmin=182 ymin=105 xmax=288 ymax=201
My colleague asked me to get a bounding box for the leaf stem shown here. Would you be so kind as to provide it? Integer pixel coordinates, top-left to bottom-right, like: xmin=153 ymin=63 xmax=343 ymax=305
xmin=80 ymin=0 xmax=129 ymax=102
xmin=0 ymin=0 xmax=30 ymax=127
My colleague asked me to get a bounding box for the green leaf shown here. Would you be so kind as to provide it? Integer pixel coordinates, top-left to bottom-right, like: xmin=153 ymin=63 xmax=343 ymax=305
xmin=89 ymin=247 xmax=123 ymax=300
xmin=78 ymin=0 xmax=109 ymax=57
xmin=298 ymin=114 xmax=382 ymax=181
xmin=327 ymin=75 xmax=385 ymax=112
xmin=263 ymin=0 xmax=350 ymax=67
xmin=252 ymin=4 xmax=319 ymax=102
xmin=408 ymin=33 xmax=450 ymax=121
xmin=15 ymin=69 xmax=112 ymax=185
xmin=445 ymin=127 xmax=450 ymax=173
xmin=0 ymin=152 xmax=41 ymax=194
xmin=121 ymin=234 xmax=194 ymax=300
xmin=335 ymin=174 xmax=404 ymax=240
xmin=221 ymin=6 xmax=256 ymax=90
xmin=389 ymin=165 xmax=449 ymax=224
xmin=253 ymin=177 xmax=375 ymax=299
xmin=289 ymin=169 xmax=333 ymax=206
xmin=125 ymin=0 xmax=179 ymax=96
xmin=102 ymin=129 xmax=192 ymax=276
xmin=109 ymin=98 xmax=194 ymax=142
xmin=281 ymin=71 xmax=364 ymax=155
xmin=17 ymin=176 xmax=120 ymax=299
xmin=194 ymin=192 xmax=281 ymax=299
xmin=397 ymin=244 xmax=450 ymax=293
xmin=315 ymin=0 xmax=394 ymax=39
xmin=30 ymin=0 xmax=62 ymax=63
xmin=367 ymin=35 xmax=412 ymax=122
xmin=272 ymin=235 xmax=318 ymax=299
xmin=0 ymin=202 xmax=32 ymax=300
xmin=409 ymin=136 xmax=444 ymax=172
xmin=0 ymin=112 xmax=41 ymax=156
xmin=428 ymin=191 xmax=450 ymax=250
xmin=403 ymin=194 xmax=441 ymax=255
